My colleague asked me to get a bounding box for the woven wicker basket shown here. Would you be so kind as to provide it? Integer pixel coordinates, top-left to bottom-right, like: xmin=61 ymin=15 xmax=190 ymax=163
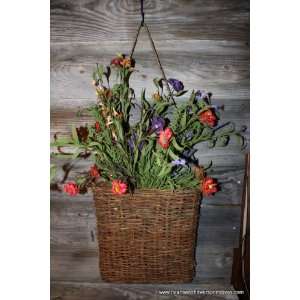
xmin=93 ymin=183 xmax=201 ymax=283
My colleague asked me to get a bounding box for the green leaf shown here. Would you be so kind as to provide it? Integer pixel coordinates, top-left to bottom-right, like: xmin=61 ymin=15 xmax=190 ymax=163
xmin=216 ymin=135 xmax=229 ymax=147
xmin=153 ymin=77 xmax=163 ymax=89
xmin=72 ymin=125 xmax=79 ymax=144
xmin=171 ymin=138 xmax=184 ymax=151
xmin=50 ymin=137 xmax=74 ymax=147
xmin=175 ymin=90 xmax=188 ymax=97
xmin=168 ymin=148 xmax=179 ymax=160
xmin=97 ymin=64 xmax=104 ymax=77
xmin=50 ymin=164 xmax=57 ymax=183
xmin=114 ymin=120 xmax=124 ymax=142
xmin=180 ymin=110 xmax=187 ymax=128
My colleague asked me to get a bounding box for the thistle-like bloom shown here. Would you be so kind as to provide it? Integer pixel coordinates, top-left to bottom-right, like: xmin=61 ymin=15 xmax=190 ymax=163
xmin=195 ymin=90 xmax=211 ymax=100
xmin=168 ymin=78 xmax=184 ymax=92
xmin=63 ymin=182 xmax=79 ymax=196
xmin=150 ymin=116 xmax=165 ymax=134
xmin=112 ymin=180 xmax=127 ymax=195
xmin=201 ymin=177 xmax=218 ymax=196
xmin=171 ymin=158 xmax=187 ymax=166
xmin=158 ymin=128 xmax=173 ymax=149
xmin=90 ymin=165 xmax=100 ymax=178
xmin=199 ymin=109 xmax=218 ymax=127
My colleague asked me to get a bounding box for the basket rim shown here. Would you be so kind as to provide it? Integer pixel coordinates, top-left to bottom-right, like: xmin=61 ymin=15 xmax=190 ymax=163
xmin=92 ymin=181 xmax=201 ymax=195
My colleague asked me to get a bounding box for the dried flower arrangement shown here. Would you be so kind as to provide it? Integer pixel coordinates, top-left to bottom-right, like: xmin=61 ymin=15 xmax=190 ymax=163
xmin=51 ymin=54 xmax=245 ymax=196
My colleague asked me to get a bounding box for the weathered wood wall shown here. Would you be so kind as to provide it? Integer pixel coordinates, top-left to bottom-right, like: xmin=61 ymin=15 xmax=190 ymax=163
xmin=50 ymin=0 xmax=249 ymax=287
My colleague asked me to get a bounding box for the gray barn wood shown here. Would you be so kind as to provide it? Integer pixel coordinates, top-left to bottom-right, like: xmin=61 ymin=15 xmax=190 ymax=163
xmin=50 ymin=0 xmax=249 ymax=298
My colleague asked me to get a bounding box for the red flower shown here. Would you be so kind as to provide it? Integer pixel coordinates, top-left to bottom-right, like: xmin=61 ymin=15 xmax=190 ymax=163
xmin=201 ymin=177 xmax=218 ymax=196
xmin=95 ymin=121 xmax=101 ymax=133
xmin=158 ymin=128 xmax=173 ymax=149
xmin=63 ymin=182 xmax=79 ymax=196
xmin=199 ymin=109 xmax=218 ymax=127
xmin=112 ymin=180 xmax=127 ymax=195
xmin=111 ymin=57 xmax=122 ymax=66
xmin=90 ymin=165 xmax=100 ymax=178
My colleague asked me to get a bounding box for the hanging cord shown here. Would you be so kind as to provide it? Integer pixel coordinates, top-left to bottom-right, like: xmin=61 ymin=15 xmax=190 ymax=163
xmin=130 ymin=0 xmax=177 ymax=107
xmin=140 ymin=0 xmax=145 ymax=25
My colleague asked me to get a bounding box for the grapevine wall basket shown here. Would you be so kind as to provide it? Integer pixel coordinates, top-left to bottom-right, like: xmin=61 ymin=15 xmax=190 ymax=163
xmin=94 ymin=184 xmax=201 ymax=283
xmin=93 ymin=1 xmax=202 ymax=283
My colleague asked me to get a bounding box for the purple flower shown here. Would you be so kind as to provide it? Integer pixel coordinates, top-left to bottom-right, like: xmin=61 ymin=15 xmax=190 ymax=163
xmin=128 ymin=132 xmax=144 ymax=153
xmin=171 ymin=158 xmax=187 ymax=166
xmin=128 ymin=133 xmax=135 ymax=152
xmin=168 ymin=78 xmax=184 ymax=92
xmin=150 ymin=116 xmax=165 ymax=134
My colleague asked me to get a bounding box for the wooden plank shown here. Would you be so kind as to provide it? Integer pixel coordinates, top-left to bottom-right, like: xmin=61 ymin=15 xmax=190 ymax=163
xmin=50 ymin=0 xmax=249 ymax=43
xmin=51 ymin=195 xmax=241 ymax=282
xmin=51 ymin=40 xmax=250 ymax=61
xmin=51 ymin=281 xmax=239 ymax=300
xmin=50 ymin=246 xmax=236 ymax=283
xmin=51 ymin=40 xmax=249 ymax=102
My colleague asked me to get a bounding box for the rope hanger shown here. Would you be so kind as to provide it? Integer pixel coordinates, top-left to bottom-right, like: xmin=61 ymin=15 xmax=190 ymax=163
xmin=130 ymin=0 xmax=177 ymax=106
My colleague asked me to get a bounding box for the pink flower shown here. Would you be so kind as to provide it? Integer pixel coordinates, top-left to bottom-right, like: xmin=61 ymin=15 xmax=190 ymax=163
xmin=112 ymin=180 xmax=127 ymax=195
xmin=63 ymin=182 xmax=79 ymax=196
xmin=158 ymin=128 xmax=173 ymax=149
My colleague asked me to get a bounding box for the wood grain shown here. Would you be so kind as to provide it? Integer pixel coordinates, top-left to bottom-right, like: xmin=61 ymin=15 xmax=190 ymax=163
xmin=51 ymin=0 xmax=249 ymax=43
xmin=51 ymin=40 xmax=249 ymax=103
xmin=51 ymin=281 xmax=239 ymax=300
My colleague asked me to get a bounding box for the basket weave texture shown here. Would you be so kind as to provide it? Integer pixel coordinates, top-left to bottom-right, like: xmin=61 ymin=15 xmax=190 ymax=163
xmin=93 ymin=183 xmax=201 ymax=283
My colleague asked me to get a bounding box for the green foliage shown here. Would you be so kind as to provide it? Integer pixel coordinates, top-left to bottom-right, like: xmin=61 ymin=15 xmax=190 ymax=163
xmin=51 ymin=55 xmax=245 ymax=191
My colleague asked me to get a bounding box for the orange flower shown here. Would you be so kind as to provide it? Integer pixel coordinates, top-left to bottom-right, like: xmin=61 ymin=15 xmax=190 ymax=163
xmin=199 ymin=109 xmax=218 ymax=127
xmin=158 ymin=128 xmax=173 ymax=149
xmin=201 ymin=177 xmax=218 ymax=196
xmin=120 ymin=58 xmax=133 ymax=68
xmin=90 ymin=165 xmax=100 ymax=178
xmin=112 ymin=180 xmax=127 ymax=195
